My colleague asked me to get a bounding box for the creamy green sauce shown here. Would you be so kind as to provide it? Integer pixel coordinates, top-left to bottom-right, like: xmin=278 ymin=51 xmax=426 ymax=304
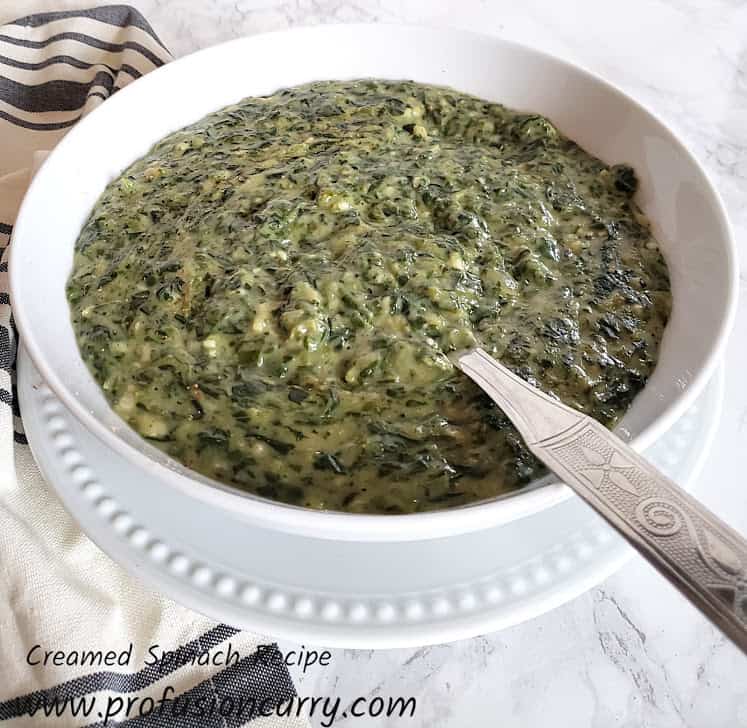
xmin=67 ymin=79 xmax=671 ymax=514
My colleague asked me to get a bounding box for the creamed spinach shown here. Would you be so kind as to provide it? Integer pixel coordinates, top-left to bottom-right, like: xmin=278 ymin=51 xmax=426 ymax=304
xmin=67 ymin=80 xmax=671 ymax=513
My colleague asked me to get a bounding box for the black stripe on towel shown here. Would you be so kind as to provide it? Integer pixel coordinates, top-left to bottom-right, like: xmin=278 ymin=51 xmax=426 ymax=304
xmin=13 ymin=430 xmax=28 ymax=445
xmin=0 ymin=222 xmax=12 ymax=235
xmin=0 ymin=325 xmax=13 ymax=371
xmin=0 ymin=54 xmax=144 ymax=80
xmin=1 ymin=53 xmax=104 ymax=72
xmin=0 ymin=33 xmax=166 ymax=68
xmin=0 ymin=626 xmax=241 ymax=720
xmin=0 ymin=107 xmax=80 ymax=131
xmin=0 ymin=72 xmax=115 ymax=112
xmin=10 ymin=5 xmax=169 ymax=52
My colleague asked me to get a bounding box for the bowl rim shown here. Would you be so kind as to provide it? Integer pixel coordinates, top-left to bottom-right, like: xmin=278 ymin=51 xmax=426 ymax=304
xmin=10 ymin=23 xmax=739 ymax=541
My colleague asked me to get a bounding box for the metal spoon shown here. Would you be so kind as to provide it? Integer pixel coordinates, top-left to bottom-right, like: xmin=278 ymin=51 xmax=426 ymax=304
xmin=453 ymin=347 xmax=747 ymax=654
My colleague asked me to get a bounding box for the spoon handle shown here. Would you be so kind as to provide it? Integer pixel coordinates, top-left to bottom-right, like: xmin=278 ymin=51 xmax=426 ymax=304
xmin=455 ymin=347 xmax=747 ymax=654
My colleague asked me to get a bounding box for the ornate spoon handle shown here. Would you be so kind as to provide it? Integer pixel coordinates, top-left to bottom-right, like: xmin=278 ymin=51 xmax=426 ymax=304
xmin=455 ymin=347 xmax=747 ymax=654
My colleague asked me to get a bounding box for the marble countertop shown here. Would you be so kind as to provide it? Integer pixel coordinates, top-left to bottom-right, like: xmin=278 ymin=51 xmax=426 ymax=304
xmin=129 ymin=1 xmax=747 ymax=725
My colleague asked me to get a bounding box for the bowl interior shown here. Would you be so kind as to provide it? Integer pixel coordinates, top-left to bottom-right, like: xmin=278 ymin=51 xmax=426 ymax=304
xmin=10 ymin=25 xmax=736 ymax=540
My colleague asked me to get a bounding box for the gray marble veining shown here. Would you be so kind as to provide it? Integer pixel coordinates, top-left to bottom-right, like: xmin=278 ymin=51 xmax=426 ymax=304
xmin=126 ymin=1 xmax=747 ymax=725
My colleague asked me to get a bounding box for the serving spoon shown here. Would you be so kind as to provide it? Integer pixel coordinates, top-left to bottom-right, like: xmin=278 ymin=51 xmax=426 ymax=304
xmin=453 ymin=347 xmax=747 ymax=654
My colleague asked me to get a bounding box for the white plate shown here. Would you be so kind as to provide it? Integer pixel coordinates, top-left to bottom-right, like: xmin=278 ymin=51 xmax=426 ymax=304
xmin=10 ymin=25 xmax=738 ymax=541
xmin=19 ymin=347 xmax=723 ymax=648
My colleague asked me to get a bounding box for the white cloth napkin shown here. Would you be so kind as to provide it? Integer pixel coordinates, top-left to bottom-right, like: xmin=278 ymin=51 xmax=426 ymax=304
xmin=0 ymin=5 xmax=308 ymax=726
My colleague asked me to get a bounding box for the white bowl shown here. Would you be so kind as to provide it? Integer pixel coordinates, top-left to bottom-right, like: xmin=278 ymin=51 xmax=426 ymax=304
xmin=10 ymin=25 xmax=737 ymax=542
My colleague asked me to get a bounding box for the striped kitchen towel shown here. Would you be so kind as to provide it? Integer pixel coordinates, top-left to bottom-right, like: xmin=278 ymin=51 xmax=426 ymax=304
xmin=0 ymin=5 xmax=308 ymax=727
